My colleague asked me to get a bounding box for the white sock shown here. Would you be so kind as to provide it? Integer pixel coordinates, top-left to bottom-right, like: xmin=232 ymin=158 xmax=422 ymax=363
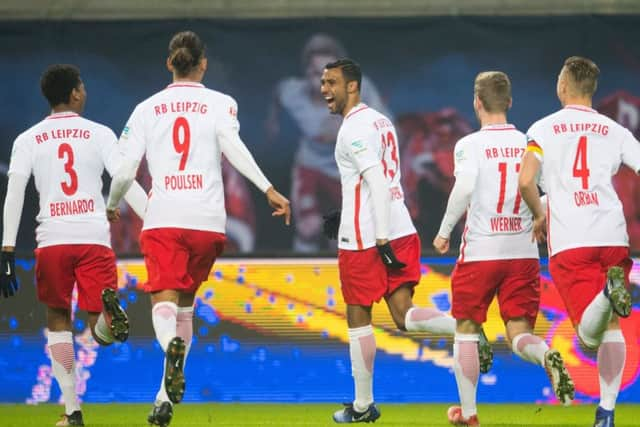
xmin=578 ymin=292 xmax=612 ymax=348
xmin=152 ymin=301 xmax=178 ymax=352
xmin=94 ymin=312 xmax=114 ymax=344
xmin=598 ymin=329 xmax=626 ymax=411
xmin=453 ymin=333 xmax=479 ymax=419
xmin=48 ymin=331 xmax=80 ymax=415
xmin=405 ymin=307 xmax=456 ymax=335
xmin=349 ymin=325 xmax=376 ymax=413
xmin=511 ymin=333 xmax=549 ymax=366
xmin=156 ymin=306 xmax=194 ymax=404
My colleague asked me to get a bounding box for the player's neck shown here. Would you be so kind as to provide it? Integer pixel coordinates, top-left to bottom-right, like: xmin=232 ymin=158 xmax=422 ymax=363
xmin=479 ymin=113 xmax=507 ymax=128
xmin=51 ymin=104 xmax=81 ymax=115
xmin=173 ymin=71 xmax=204 ymax=83
xmin=341 ymin=95 xmax=362 ymax=118
xmin=561 ymin=97 xmax=592 ymax=108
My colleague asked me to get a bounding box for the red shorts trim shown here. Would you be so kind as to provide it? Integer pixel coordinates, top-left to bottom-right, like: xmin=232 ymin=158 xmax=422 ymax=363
xmin=140 ymin=228 xmax=226 ymax=294
xmin=34 ymin=244 xmax=116 ymax=312
xmin=451 ymin=258 xmax=540 ymax=326
xmin=339 ymin=234 xmax=421 ymax=306
xmin=549 ymin=246 xmax=632 ymax=326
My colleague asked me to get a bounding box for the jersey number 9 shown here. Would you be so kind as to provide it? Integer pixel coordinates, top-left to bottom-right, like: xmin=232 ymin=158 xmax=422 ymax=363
xmin=173 ymin=117 xmax=191 ymax=171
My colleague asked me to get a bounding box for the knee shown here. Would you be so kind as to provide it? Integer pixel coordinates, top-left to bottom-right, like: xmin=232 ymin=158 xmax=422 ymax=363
xmin=577 ymin=325 xmax=602 ymax=350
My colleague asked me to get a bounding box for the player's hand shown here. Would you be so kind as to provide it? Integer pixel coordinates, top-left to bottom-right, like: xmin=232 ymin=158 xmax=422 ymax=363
xmin=266 ymin=187 xmax=291 ymax=225
xmin=0 ymin=251 xmax=19 ymax=298
xmin=432 ymin=235 xmax=450 ymax=254
xmin=107 ymin=207 xmax=121 ymax=223
xmin=322 ymin=209 xmax=341 ymax=240
xmin=376 ymin=240 xmax=406 ymax=269
xmin=532 ymin=215 xmax=547 ymax=244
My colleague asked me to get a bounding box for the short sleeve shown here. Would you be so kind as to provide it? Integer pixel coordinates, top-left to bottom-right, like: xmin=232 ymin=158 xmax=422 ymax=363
xmin=342 ymin=127 xmax=379 ymax=173
xmin=118 ymin=104 xmax=147 ymax=164
xmin=620 ymin=128 xmax=640 ymax=174
xmin=525 ymin=123 xmax=544 ymax=163
xmin=453 ymin=138 xmax=478 ymax=177
xmin=7 ymin=134 xmax=32 ymax=178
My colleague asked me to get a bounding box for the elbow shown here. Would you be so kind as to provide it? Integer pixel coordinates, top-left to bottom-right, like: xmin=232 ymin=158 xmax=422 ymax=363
xmin=518 ymin=176 xmax=532 ymax=195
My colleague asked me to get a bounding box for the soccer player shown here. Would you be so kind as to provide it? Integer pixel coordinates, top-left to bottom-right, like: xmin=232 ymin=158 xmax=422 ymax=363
xmin=105 ymin=31 xmax=291 ymax=426
xmin=519 ymin=56 xmax=640 ymax=427
xmin=320 ymin=58 xmax=492 ymax=424
xmin=267 ymin=33 xmax=392 ymax=252
xmin=433 ymin=71 xmax=575 ymax=427
xmin=0 ymin=64 xmax=147 ymax=426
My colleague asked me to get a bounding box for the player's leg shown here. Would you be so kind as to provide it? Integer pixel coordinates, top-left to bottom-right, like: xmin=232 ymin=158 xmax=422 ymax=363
xmin=594 ymin=316 xmax=626 ymax=427
xmin=76 ymin=245 xmax=128 ymax=345
xmin=500 ymin=258 xmax=574 ymax=405
xmin=549 ymin=248 xmax=614 ymax=349
xmin=578 ymin=249 xmax=632 ymax=349
xmin=35 ymin=247 xmax=84 ymax=426
xmin=140 ymin=229 xmax=190 ymax=406
xmin=149 ymin=230 xmax=224 ymax=425
xmin=47 ymin=307 xmax=84 ymax=426
xmin=446 ymin=259 xmax=501 ymax=425
xmin=591 ymin=248 xmax=632 ymax=426
xmin=333 ymin=248 xmax=383 ymax=423
xmin=447 ymin=319 xmax=481 ymax=427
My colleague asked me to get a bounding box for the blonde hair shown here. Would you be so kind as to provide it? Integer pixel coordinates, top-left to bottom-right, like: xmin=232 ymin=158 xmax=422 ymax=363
xmin=474 ymin=71 xmax=511 ymax=113
xmin=562 ymin=56 xmax=599 ymax=96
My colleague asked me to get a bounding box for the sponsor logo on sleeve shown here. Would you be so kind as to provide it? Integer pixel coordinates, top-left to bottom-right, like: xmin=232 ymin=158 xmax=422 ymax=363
xmin=351 ymin=140 xmax=367 ymax=154
xmin=120 ymin=125 xmax=130 ymax=140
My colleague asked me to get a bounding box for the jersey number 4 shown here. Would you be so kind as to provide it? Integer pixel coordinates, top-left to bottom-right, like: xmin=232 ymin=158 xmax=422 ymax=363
xmin=173 ymin=117 xmax=191 ymax=171
xmin=572 ymin=136 xmax=590 ymax=189
xmin=58 ymin=143 xmax=78 ymax=196
xmin=497 ymin=162 xmax=522 ymax=214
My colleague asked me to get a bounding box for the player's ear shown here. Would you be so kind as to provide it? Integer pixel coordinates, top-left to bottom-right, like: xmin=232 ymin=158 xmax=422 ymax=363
xmin=166 ymin=57 xmax=174 ymax=73
xmin=347 ymin=80 xmax=358 ymax=94
xmin=508 ymin=98 xmax=513 ymax=110
xmin=200 ymin=57 xmax=208 ymax=74
xmin=473 ymin=95 xmax=482 ymax=112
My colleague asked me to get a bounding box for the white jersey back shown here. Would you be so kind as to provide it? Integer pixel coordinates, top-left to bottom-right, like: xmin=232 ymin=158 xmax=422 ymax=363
xmin=453 ymin=124 xmax=538 ymax=262
xmin=335 ymin=103 xmax=416 ymax=250
xmin=8 ymin=112 xmax=119 ymax=248
xmin=526 ymin=105 xmax=640 ymax=256
xmin=121 ymin=82 xmax=239 ymax=232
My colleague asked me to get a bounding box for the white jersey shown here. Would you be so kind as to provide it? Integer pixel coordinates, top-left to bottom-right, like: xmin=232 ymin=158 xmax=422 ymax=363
xmin=120 ymin=82 xmax=239 ymax=233
xmin=526 ymin=105 xmax=640 ymax=256
xmin=453 ymin=124 xmax=538 ymax=262
xmin=7 ymin=112 xmax=120 ymax=248
xmin=335 ymin=103 xmax=416 ymax=250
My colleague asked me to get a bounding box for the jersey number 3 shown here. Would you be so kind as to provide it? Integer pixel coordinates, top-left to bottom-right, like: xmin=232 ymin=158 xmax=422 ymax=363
xmin=173 ymin=117 xmax=191 ymax=171
xmin=58 ymin=143 xmax=78 ymax=196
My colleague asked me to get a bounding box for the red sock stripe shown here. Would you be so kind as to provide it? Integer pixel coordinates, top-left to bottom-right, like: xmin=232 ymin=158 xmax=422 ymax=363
xmin=49 ymin=343 xmax=75 ymax=373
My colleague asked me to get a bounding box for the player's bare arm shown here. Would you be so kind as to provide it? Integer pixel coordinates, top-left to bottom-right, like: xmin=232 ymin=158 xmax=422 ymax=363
xmin=518 ymin=151 xmax=546 ymax=243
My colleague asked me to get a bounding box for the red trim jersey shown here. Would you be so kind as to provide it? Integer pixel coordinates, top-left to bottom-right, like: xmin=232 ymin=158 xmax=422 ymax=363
xmin=119 ymin=82 xmax=239 ymax=233
xmin=526 ymin=105 xmax=640 ymax=256
xmin=7 ymin=112 xmax=121 ymax=248
xmin=454 ymin=124 xmax=538 ymax=262
xmin=334 ymin=103 xmax=415 ymax=250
